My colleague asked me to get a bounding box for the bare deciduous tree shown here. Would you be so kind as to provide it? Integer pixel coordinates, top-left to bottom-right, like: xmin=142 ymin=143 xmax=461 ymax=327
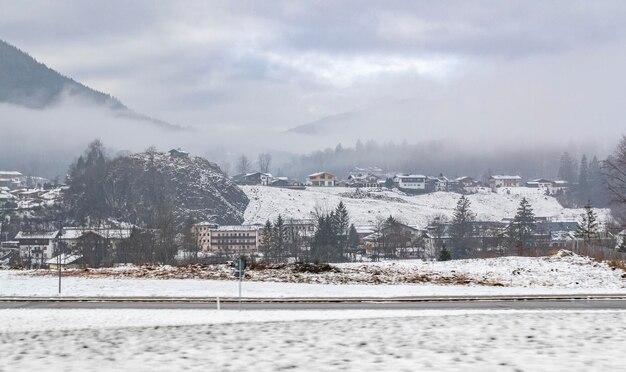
xmin=258 ymin=153 xmax=272 ymax=173
xmin=237 ymin=155 xmax=250 ymax=175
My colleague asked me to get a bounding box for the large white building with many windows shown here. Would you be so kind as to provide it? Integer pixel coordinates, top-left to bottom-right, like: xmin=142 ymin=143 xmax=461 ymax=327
xmin=394 ymin=174 xmax=426 ymax=190
xmin=193 ymin=223 xmax=262 ymax=255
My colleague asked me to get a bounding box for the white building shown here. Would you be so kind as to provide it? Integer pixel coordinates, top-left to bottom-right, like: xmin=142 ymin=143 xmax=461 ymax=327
xmin=0 ymin=171 xmax=24 ymax=189
xmin=394 ymin=174 xmax=426 ymax=190
xmin=14 ymin=230 xmax=59 ymax=268
xmin=193 ymin=223 xmax=262 ymax=255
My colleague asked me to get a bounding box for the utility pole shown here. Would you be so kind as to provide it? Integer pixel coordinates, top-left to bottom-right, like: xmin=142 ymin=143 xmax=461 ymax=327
xmin=57 ymin=221 xmax=63 ymax=294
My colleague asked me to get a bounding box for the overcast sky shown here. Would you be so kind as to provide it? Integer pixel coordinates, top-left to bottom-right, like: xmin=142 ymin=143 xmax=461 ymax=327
xmin=2 ymin=0 xmax=626 ymax=153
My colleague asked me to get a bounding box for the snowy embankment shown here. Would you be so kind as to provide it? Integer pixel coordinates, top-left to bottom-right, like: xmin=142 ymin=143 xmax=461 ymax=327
xmin=241 ymin=185 xmax=612 ymax=227
xmin=2 ymin=309 xmax=626 ymax=371
xmin=3 ymin=252 xmax=624 ymax=297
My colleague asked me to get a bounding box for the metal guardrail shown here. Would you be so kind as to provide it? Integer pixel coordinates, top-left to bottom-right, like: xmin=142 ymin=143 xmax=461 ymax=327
xmin=2 ymin=294 xmax=626 ymax=303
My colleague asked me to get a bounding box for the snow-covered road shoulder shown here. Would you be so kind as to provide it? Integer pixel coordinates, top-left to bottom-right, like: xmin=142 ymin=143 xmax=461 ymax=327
xmin=2 ymin=252 xmax=624 ymax=298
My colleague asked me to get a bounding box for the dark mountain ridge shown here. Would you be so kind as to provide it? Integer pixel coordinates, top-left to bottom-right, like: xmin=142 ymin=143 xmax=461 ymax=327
xmin=0 ymin=39 xmax=181 ymax=130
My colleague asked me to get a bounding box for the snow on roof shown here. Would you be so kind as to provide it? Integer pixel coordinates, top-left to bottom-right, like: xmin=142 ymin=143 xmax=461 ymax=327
xmin=196 ymin=221 xmax=218 ymax=227
xmin=490 ymin=175 xmax=522 ymax=180
xmin=308 ymin=172 xmax=334 ymax=177
xmin=0 ymin=171 xmax=23 ymax=177
xmin=245 ymin=172 xmax=272 ymax=178
xmin=60 ymin=228 xmax=132 ymax=240
xmin=215 ymin=225 xmax=263 ymax=231
xmin=46 ymin=254 xmax=83 ymax=265
xmin=395 ymin=174 xmax=426 ymax=178
xmin=14 ymin=231 xmax=59 ymax=240
xmin=18 ymin=189 xmax=43 ymax=195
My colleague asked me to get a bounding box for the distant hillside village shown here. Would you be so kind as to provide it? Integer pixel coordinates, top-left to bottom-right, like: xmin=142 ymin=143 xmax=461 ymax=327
xmin=1 ymin=149 xmax=625 ymax=269
xmin=231 ymin=167 xmax=571 ymax=195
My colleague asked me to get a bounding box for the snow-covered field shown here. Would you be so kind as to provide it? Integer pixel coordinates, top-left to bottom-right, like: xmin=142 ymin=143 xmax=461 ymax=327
xmin=1 ymin=309 xmax=625 ymax=371
xmin=242 ymin=185 xmax=612 ymax=227
xmin=2 ymin=253 xmax=625 ymax=297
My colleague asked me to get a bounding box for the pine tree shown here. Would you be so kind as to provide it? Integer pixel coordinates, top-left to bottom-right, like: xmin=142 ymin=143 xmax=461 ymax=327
xmin=507 ymin=197 xmax=536 ymax=248
xmin=260 ymin=220 xmax=273 ymax=262
xmin=450 ymin=195 xmax=474 ymax=258
xmin=271 ymin=215 xmax=286 ymax=262
xmin=577 ymin=154 xmax=589 ymax=203
xmin=334 ymin=202 xmax=350 ymax=261
xmin=617 ymin=235 xmax=626 ymax=253
xmin=347 ymin=224 xmax=359 ymax=249
xmin=576 ymin=203 xmax=599 ymax=242
xmin=438 ymin=244 xmax=451 ymax=261
xmin=558 ymin=152 xmax=577 ymax=185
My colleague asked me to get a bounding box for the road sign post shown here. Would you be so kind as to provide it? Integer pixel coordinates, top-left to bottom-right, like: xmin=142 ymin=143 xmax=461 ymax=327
xmin=235 ymin=257 xmax=246 ymax=310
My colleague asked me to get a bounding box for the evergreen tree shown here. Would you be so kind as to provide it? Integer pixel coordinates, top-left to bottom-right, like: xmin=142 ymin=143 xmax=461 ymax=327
xmin=450 ymin=195 xmax=474 ymax=258
xmin=558 ymin=152 xmax=577 ymax=185
xmin=260 ymin=220 xmax=273 ymax=262
xmin=271 ymin=215 xmax=286 ymax=262
xmin=577 ymin=154 xmax=589 ymax=202
xmin=334 ymin=202 xmax=350 ymax=261
xmin=311 ymin=215 xmax=333 ymax=262
xmin=347 ymin=224 xmax=359 ymax=249
xmin=181 ymin=216 xmax=198 ymax=261
xmin=588 ymin=155 xmax=609 ymax=207
xmin=617 ymin=235 xmax=626 ymax=253
xmin=438 ymin=244 xmax=451 ymax=261
xmin=507 ymin=197 xmax=536 ymax=248
xmin=576 ymin=203 xmax=600 ymax=242
xmin=384 ymin=177 xmax=394 ymax=189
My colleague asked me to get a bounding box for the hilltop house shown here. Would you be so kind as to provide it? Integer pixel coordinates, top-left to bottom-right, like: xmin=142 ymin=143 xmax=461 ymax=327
xmin=168 ymin=148 xmax=189 ymax=159
xmin=394 ymin=174 xmax=426 ymax=190
xmin=489 ymin=175 xmax=522 ymax=192
xmin=232 ymin=172 xmax=273 ymax=186
xmin=526 ymin=178 xmax=553 ymax=189
xmin=0 ymin=171 xmax=24 ymax=189
xmin=307 ymin=172 xmax=336 ymax=187
xmin=346 ymin=173 xmax=381 ymax=188
xmin=426 ymin=174 xmax=450 ymax=192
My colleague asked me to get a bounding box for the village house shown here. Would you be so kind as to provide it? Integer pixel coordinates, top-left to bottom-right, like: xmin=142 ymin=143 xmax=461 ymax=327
xmin=14 ymin=230 xmax=60 ymax=268
xmin=363 ymin=222 xmax=426 ymax=259
xmin=453 ymin=176 xmax=483 ymax=193
xmin=47 ymin=253 xmax=85 ymax=270
xmin=168 ymin=148 xmax=189 ymax=159
xmin=284 ymin=218 xmax=316 ymax=242
xmin=0 ymin=171 xmax=24 ymax=189
xmin=59 ymin=227 xmax=132 ymax=252
xmin=426 ymin=174 xmax=450 ymax=192
xmin=489 ymin=175 xmax=522 ymax=192
xmin=394 ymin=174 xmax=426 ymax=190
xmin=526 ymin=178 xmax=553 ymax=189
xmin=307 ymin=172 xmax=336 ymax=187
xmin=232 ymin=172 xmax=273 ymax=186
xmin=0 ymin=189 xmax=14 ymax=209
xmin=346 ymin=173 xmax=381 ymax=188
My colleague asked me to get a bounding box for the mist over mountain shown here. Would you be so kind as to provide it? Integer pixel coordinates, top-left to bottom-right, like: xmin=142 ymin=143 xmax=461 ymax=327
xmin=0 ymin=39 xmax=179 ymax=130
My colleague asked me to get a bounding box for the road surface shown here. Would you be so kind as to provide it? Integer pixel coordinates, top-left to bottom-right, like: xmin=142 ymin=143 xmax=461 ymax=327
xmin=3 ymin=297 xmax=626 ymax=310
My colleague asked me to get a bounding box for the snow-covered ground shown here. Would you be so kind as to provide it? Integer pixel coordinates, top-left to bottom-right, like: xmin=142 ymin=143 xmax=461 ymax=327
xmin=2 ymin=309 xmax=625 ymax=371
xmin=242 ymin=185 xmax=612 ymax=227
xmin=2 ymin=253 xmax=624 ymax=297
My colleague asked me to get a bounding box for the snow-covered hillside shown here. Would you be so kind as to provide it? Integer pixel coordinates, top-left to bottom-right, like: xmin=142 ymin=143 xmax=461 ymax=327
xmin=242 ymin=186 xmax=612 ymax=227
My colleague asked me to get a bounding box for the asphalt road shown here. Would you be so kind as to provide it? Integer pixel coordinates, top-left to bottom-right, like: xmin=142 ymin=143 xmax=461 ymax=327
xmin=3 ymin=299 xmax=626 ymax=310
